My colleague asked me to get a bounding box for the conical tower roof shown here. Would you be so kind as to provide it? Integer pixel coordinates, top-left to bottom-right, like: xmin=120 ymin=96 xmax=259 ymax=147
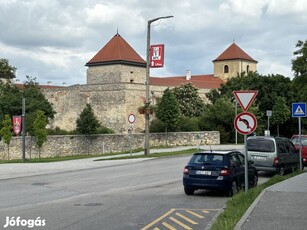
xmin=86 ymin=33 xmax=146 ymax=67
xmin=213 ymin=43 xmax=257 ymax=63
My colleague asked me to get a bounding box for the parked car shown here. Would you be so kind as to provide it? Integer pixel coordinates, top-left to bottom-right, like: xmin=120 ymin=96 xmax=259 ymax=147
xmin=247 ymin=136 xmax=300 ymax=175
xmin=182 ymin=150 xmax=258 ymax=196
xmin=290 ymin=135 xmax=307 ymax=167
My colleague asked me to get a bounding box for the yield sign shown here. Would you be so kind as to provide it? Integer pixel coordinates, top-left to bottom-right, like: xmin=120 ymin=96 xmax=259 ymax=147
xmin=233 ymin=90 xmax=258 ymax=111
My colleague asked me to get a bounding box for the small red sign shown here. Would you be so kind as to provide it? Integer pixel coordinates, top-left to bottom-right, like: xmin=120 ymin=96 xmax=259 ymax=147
xmin=150 ymin=44 xmax=164 ymax=68
xmin=12 ymin=116 xmax=22 ymax=135
xmin=234 ymin=112 xmax=257 ymax=135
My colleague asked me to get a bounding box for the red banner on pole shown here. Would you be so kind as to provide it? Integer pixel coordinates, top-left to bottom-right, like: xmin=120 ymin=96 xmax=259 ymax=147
xmin=150 ymin=44 xmax=164 ymax=68
xmin=13 ymin=116 xmax=22 ymax=136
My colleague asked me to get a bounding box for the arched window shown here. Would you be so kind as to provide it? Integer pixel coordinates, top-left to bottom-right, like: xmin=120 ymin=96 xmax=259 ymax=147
xmin=247 ymin=65 xmax=249 ymax=73
xmin=224 ymin=65 xmax=229 ymax=73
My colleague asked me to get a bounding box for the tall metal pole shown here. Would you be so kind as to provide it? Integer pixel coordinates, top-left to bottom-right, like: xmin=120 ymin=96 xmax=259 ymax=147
xmin=299 ymin=117 xmax=302 ymax=170
xmin=235 ymin=100 xmax=238 ymax=144
xmin=244 ymin=134 xmax=248 ymax=193
xmin=144 ymin=15 xmax=173 ymax=155
xmin=22 ymin=98 xmax=26 ymax=162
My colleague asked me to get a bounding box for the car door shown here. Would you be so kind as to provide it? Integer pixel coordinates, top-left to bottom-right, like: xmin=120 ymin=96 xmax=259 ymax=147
xmin=231 ymin=153 xmax=245 ymax=188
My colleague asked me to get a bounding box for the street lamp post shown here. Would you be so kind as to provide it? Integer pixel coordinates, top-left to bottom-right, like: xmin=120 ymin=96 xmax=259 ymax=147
xmin=144 ymin=15 xmax=173 ymax=155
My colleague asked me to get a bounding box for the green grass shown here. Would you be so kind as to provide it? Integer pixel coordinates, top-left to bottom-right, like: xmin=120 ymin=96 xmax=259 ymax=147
xmin=94 ymin=148 xmax=197 ymax=161
xmin=210 ymin=170 xmax=304 ymax=230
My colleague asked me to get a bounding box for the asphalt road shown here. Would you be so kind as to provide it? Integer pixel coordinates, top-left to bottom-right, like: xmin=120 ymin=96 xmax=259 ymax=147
xmin=0 ymin=155 xmax=270 ymax=230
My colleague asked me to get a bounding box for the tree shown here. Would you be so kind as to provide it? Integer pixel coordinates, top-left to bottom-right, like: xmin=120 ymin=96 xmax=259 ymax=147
xmin=205 ymin=72 xmax=294 ymax=137
xmin=76 ymin=104 xmax=101 ymax=134
xmin=0 ymin=114 xmax=13 ymax=160
xmin=23 ymin=76 xmax=56 ymax=135
xmin=156 ymin=88 xmax=181 ymax=132
xmin=0 ymin=82 xmax=23 ymax=122
xmin=33 ymin=110 xmax=47 ymax=158
xmin=172 ymin=83 xmax=206 ymax=117
xmin=270 ymin=97 xmax=291 ymax=136
xmin=292 ymin=40 xmax=307 ymax=103
xmin=0 ymin=59 xmax=16 ymax=80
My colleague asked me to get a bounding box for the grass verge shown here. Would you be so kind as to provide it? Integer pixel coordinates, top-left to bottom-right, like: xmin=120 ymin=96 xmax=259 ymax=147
xmin=210 ymin=169 xmax=304 ymax=230
xmin=0 ymin=148 xmax=197 ymax=163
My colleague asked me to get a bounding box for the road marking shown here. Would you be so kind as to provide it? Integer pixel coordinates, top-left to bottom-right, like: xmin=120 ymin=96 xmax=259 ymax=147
xmin=175 ymin=212 xmax=198 ymax=225
xmin=162 ymin=222 xmax=176 ymax=230
xmin=185 ymin=210 xmax=205 ymax=218
xmin=169 ymin=217 xmax=192 ymax=230
xmin=141 ymin=209 xmax=175 ymax=230
xmin=141 ymin=208 xmax=220 ymax=230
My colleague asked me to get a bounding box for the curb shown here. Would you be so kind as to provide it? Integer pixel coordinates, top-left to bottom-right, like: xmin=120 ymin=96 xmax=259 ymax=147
xmin=234 ymin=188 xmax=268 ymax=230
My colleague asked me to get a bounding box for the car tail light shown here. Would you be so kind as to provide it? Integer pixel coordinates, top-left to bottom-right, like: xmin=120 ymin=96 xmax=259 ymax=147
xmin=273 ymin=157 xmax=279 ymax=166
xmin=220 ymin=168 xmax=229 ymax=176
xmin=183 ymin=167 xmax=189 ymax=174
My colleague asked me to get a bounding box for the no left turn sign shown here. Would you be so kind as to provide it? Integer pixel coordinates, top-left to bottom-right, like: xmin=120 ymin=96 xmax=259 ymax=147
xmin=234 ymin=112 xmax=257 ymax=135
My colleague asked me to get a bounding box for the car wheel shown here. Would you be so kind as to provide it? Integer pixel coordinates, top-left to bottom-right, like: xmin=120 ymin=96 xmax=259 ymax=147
xmin=184 ymin=187 xmax=195 ymax=195
xmin=226 ymin=181 xmax=238 ymax=197
xmin=278 ymin=166 xmax=285 ymax=176
xmin=252 ymin=173 xmax=258 ymax=187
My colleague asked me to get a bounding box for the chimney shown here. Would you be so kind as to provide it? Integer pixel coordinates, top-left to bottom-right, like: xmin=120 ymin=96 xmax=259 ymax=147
xmin=186 ymin=70 xmax=191 ymax=80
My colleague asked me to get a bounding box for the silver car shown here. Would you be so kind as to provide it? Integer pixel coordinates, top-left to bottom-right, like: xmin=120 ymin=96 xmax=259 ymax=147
xmin=247 ymin=136 xmax=300 ymax=175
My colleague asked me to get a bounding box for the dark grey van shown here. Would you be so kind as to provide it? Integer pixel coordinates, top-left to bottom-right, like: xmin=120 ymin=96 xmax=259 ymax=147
xmin=247 ymin=136 xmax=300 ymax=175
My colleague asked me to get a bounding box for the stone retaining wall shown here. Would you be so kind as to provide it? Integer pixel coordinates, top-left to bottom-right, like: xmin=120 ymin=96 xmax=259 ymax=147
xmin=0 ymin=131 xmax=219 ymax=160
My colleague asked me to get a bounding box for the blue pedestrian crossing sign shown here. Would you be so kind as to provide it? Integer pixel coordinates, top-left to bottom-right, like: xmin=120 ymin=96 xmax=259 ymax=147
xmin=292 ymin=102 xmax=306 ymax=117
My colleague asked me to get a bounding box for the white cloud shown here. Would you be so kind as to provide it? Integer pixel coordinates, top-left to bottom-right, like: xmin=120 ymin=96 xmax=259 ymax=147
xmin=0 ymin=0 xmax=306 ymax=85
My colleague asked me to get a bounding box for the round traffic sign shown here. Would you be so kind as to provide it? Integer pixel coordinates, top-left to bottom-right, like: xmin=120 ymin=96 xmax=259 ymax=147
xmin=234 ymin=112 xmax=257 ymax=135
xmin=128 ymin=114 xmax=135 ymax=124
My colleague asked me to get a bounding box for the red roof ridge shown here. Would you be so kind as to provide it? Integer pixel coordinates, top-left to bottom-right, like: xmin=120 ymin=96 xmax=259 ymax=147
xmin=86 ymin=33 xmax=146 ymax=67
xmin=213 ymin=43 xmax=257 ymax=63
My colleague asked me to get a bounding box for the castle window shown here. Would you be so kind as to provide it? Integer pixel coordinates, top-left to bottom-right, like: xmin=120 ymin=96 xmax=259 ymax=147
xmin=130 ymin=79 xmax=134 ymax=83
xmin=224 ymin=65 xmax=229 ymax=73
xmin=247 ymin=65 xmax=249 ymax=73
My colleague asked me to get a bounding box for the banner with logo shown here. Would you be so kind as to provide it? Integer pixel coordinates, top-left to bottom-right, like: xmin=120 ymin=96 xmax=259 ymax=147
xmin=150 ymin=44 xmax=164 ymax=68
xmin=12 ymin=116 xmax=22 ymax=136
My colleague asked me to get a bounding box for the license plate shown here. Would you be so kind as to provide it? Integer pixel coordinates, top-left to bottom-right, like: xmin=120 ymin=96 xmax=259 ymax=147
xmin=196 ymin=170 xmax=211 ymax=175
xmin=253 ymin=156 xmax=266 ymax=160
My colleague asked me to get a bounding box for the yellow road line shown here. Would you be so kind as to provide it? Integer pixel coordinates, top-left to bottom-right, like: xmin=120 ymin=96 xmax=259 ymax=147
xmin=202 ymin=210 xmax=209 ymax=214
xmin=141 ymin=209 xmax=175 ymax=230
xmin=162 ymin=222 xmax=176 ymax=230
xmin=169 ymin=217 xmax=192 ymax=230
xmin=153 ymin=228 xmax=160 ymax=230
xmin=175 ymin=212 xmax=198 ymax=225
xmin=185 ymin=210 xmax=205 ymax=218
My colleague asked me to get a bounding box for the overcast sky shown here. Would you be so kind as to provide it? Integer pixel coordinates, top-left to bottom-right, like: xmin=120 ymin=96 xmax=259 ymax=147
xmin=1 ymin=0 xmax=306 ymax=86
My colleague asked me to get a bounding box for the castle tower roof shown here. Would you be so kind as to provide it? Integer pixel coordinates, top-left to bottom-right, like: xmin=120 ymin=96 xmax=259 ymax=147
xmin=213 ymin=43 xmax=257 ymax=63
xmin=86 ymin=33 xmax=146 ymax=67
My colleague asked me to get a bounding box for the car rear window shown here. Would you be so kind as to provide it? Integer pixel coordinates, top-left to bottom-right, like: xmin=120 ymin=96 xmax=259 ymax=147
xmin=291 ymin=136 xmax=307 ymax=146
xmin=189 ymin=154 xmax=224 ymax=165
xmin=247 ymin=139 xmax=275 ymax=152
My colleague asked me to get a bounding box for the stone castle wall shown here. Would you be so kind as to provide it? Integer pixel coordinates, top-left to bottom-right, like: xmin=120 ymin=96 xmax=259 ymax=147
xmin=43 ymin=78 xmax=211 ymax=133
xmin=0 ymin=131 xmax=220 ymax=160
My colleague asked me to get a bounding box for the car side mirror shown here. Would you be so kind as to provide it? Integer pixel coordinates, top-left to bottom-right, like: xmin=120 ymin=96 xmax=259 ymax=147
xmin=248 ymin=160 xmax=254 ymax=165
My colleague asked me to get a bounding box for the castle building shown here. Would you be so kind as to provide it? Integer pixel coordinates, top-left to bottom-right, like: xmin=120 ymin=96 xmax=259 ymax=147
xmin=42 ymin=33 xmax=257 ymax=133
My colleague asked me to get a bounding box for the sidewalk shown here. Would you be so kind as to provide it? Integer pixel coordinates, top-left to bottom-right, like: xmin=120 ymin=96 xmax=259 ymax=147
xmin=0 ymin=144 xmax=242 ymax=180
xmin=235 ymin=171 xmax=307 ymax=230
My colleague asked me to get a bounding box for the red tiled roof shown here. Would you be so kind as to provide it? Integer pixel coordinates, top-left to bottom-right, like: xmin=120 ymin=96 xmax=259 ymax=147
xmin=150 ymin=74 xmax=224 ymax=89
xmin=86 ymin=33 xmax=146 ymax=67
xmin=213 ymin=43 xmax=257 ymax=63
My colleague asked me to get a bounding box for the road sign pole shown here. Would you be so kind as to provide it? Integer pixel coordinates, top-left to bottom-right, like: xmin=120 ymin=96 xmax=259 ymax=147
xmin=299 ymin=117 xmax=302 ymax=170
xmin=244 ymin=134 xmax=248 ymax=192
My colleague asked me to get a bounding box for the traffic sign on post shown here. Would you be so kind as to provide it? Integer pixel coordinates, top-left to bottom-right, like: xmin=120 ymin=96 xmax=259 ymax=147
xmin=292 ymin=102 xmax=306 ymax=117
xmin=234 ymin=112 xmax=257 ymax=135
xmin=233 ymin=90 xmax=258 ymax=111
